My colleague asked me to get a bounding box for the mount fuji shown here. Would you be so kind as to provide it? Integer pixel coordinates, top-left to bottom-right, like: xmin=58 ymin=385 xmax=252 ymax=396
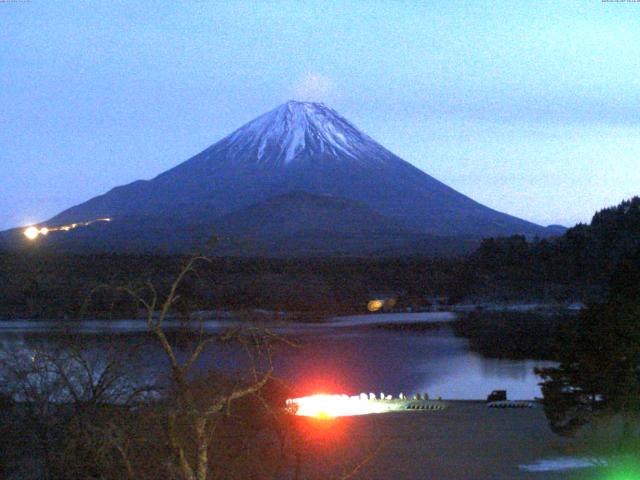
xmin=1 ymin=101 xmax=563 ymax=255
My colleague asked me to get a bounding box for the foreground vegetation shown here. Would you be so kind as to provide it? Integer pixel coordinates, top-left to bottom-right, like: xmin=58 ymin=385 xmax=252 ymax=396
xmin=0 ymin=259 xmax=379 ymax=480
xmin=0 ymin=197 xmax=639 ymax=478
xmin=537 ymin=245 xmax=640 ymax=434
xmin=0 ymin=254 xmax=470 ymax=319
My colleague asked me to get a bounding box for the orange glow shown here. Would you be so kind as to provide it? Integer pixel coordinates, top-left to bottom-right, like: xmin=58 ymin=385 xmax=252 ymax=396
xmin=367 ymin=300 xmax=384 ymax=312
xmin=23 ymin=218 xmax=112 ymax=240
xmin=287 ymin=394 xmax=394 ymax=418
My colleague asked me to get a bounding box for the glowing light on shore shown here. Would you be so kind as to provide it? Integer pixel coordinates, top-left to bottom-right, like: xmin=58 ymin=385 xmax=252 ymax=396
xmin=23 ymin=218 xmax=112 ymax=240
xmin=367 ymin=300 xmax=384 ymax=312
xmin=287 ymin=394 xmax=393 ymax=418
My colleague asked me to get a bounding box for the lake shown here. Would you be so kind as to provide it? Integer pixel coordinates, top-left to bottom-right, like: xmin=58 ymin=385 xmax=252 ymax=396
xmin=0 ymin=312 xmax=554 ymax=401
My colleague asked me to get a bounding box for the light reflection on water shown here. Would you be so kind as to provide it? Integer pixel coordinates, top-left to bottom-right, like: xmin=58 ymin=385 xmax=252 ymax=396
xmin=274 ymin=327 xmax=554 ymax=399
xmin=0 ymin=315 xmax=555 ymax=401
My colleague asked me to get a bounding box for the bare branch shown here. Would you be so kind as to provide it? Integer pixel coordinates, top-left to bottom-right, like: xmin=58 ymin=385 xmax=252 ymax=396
xmin=158 ymin=256 xmax=210 ymax=327
xmin=183 ymin=337 xmax=217 ymax=372
xmin=168 ymin=412 xmax=196 ymax=480
xmin=206 ymin=369 xmax=273 ymax=417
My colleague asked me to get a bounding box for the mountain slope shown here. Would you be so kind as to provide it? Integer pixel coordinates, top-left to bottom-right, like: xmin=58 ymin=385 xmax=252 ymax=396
xmin=0 ymin=192 xmax=478 ymax=256
xmin=2 ymin=101 xmax=562 ymax=254
xmin=210 ymin=191 xmax=412 ymax=256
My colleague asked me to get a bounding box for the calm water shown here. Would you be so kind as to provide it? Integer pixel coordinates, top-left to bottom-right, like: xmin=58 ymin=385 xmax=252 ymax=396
xmin=0 ymin=313 xmax=554 ymax=400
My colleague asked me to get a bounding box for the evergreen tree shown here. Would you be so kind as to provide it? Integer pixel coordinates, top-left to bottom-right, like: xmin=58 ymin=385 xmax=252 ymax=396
xmin=537 ymin=246 xmax=640 ymax=435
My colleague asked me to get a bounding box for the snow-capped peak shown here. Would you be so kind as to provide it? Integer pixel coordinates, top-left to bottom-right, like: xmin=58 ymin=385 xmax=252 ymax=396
xmin=219 ymin=101 xmax=393 ymax=167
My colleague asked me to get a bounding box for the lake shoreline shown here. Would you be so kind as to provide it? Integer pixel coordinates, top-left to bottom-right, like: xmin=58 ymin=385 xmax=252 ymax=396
xmin=0 ymin=300 xmax=582 ymax=323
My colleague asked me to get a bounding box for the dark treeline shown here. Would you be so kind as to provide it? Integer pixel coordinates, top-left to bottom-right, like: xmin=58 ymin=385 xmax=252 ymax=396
xmin=452 ymin=197 xmax=640 ymax=361
xmin=469 ymin=196 xmax=640 ymax=301
xmin=535 ymin=242 xmax=640 ymax=450
xmin=451 ymin=311 xmax=573 ymax=360
xmin=2 ymin=196 xmax=638 ymax=320
xmin=0 ymin=253 xmax=470 ymax=319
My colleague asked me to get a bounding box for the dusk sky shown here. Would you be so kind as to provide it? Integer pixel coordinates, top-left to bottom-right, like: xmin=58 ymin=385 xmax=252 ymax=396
xmin=2 ymin=1 xmax=640 ymax=231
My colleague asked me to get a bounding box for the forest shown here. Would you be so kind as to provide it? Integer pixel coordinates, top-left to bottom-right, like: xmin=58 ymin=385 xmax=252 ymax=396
xmin=1 ymin=196 xmax=638 ymax=320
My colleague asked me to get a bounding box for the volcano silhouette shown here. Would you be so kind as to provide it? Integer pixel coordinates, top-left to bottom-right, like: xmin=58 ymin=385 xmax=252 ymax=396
xmin=2 ymin=101 xmax=562 ymax=255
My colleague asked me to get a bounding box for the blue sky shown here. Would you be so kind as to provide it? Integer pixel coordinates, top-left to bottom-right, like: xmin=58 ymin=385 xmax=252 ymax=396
xmin=2 ymin=0 xmax=639 ymax=230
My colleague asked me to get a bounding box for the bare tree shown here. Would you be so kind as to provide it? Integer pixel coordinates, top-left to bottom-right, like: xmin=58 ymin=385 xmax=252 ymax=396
xmin=0 ymin=333 xmax=154 ymax=480
xmin=124 ymin=257 xmax=277 ymax=480
xmin=0 ymin=256 xmax=381 ymax=480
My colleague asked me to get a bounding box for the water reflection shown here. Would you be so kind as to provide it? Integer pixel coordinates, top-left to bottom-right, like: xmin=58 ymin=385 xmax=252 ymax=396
xmin=479 ymin=358 xmax=533 ymax=380
xmin=0 ymin=319 xmax=555 ymax=401
xmin=271 ymin=326 xmax=555 ymax=400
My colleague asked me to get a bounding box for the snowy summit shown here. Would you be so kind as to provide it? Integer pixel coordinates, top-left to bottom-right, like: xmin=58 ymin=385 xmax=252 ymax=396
xmin=216 ymin=101 xmax=396 ymax=167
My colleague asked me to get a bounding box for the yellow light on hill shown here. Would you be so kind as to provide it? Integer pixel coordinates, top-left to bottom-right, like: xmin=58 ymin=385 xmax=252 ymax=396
xmin=24 ymin=226 xmax=40 ymax=240
xmin=22 ymin=218 xmax=112 ymax=241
